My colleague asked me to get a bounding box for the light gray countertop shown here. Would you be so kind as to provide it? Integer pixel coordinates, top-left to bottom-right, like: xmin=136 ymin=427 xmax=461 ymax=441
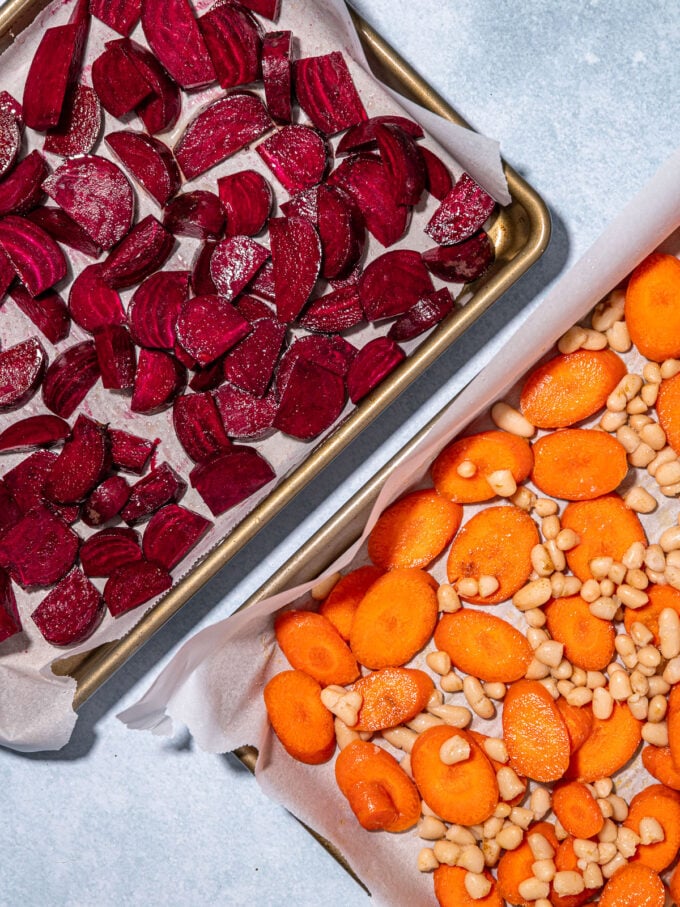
xmin=3 ymin=2 xmax=680 ymax=905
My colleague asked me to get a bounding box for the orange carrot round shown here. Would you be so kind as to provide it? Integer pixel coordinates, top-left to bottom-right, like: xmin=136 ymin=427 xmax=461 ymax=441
xmin=430 ymin=430 xmax=533 ymax=504
xmin=598 ymin=863 xmax=665 ymax=907
xmin=566 ymin=702 xmax=642 ymax=782
xmin=446 ymin=505 xmax=539 ymax=604
xmin=496 ymin=821 xmax=559 ymax=906
xmin=433 ymin=866 xmax=503 ymax=907
xmin=656 ymin=371 xmax=680 ymax=454
xmin=623 ymin=583 xmax=680 ymax=646
xmin=641 ymin=744 xmax=680 ymax=790
xmin=555 ymin=698 xmax=594 ymax=755
xmin=502 ymin=679 xmax=571 ymax=783
xmin=433 ymin=608 xmax=533 ymax=683
xmin=519 ymin=348 xmax=627 ymax=429
xmin=367 ymin=488 xmax=463 ymax=570
xmin=531 ymin=428 xmax=628 ymax=501
xmin=545 ymin=594 xmax=616 ymax=671
xmin=553 ymin=836 xmax=597 ymax=907
xmin=274 ymin=609 xmax=360 ymax=686
xmin=319 ymin=565 xmax=384 ymax=640
xmin=263 ymin=669 xmax=335 ymax=764
xmin=624 ymin=783 xmax=680 ymax=871
xmin=669 ymin=861 xmax=680 ymax=907
xmin=350 ymin=667 xmax=434 ymax=732
xmin=624 ymin=252 xmax=680 ymax=361
xmin=552 ymin=780 xmax=604 ymax=839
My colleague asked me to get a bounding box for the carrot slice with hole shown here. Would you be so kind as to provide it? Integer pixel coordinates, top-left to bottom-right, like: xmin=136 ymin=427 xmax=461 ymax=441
xmin=599 ymin=863 xmax=665 ymax=907
xmin=367 ymin=488 xmax=463 ymax=570
xmin=623 ymin=582 xmax=680 ymax=646
xmin=502 ymin=679 xmax=571 ymax=782
xmin=552 ymin=780 xmax=604 ymax=839
xmin=561 ymin=493 xmax=647 ymax=582
xmin=545 ymin=594 xmax=616 ymax=671
xmin=433 ymin=608 xmax=533 ymax=683
xmin=411 ymin=725 xmax=499 ymax=825
xmin=555 ymin=698 xmax=594 ymax=755
xmin=624 ymin=783 xmax=680 ymax=871
xmin=263 ymin=669 xmax=335 ymax=764
xmin=274 ymin=609 xmax=360 ymax=685
xmin=624 ymin=252 xmax=680 ymax=362
xmin=319 ymin=565 xmax=383 ymax=640
xmin=496 ymin=821 xmax=559 ymax=906
xmin=566 ymin=701 xmax=642 ymax=782
xmin=430 ymin=430 xmax=533 ymax=504
xmin=349 ymin=567 xmax=438 ymax=669
xmin=531 ymin=428 xmax=628 ymax=500
xmin=350 ymin=666 xmax=434 ymax=732
xmin=446 ymin=505 xmax=539 ymax=604
xmin=667 ymin=683 xmax=680 ymax=770
xmin=433 ymin=866 xmax=503 ymax=907
xmin=335 ymin=739 xmax=420 ymax=832
xmin=641 ymin=744 xmax=680 ymax=790
xmin=656 ymin=371 xmax=680 ymax=454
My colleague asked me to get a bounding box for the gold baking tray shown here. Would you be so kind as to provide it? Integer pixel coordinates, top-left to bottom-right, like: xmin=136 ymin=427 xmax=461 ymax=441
xmin=0 ymin=0 xmax=550 ymax=706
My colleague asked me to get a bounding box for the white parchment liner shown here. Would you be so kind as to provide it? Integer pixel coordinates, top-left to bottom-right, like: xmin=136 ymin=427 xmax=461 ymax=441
xmin=120 ymin=148 xmax=680 ymax=906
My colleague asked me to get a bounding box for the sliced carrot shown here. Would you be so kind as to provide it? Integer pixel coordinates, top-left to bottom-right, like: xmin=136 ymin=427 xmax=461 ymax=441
xmin=669 ymin=861 xmax=680 ymax=907
xmin=624 ymin=252 xmax=680 ymax=362
xmin=519 ymin=348 xmax=627 ymax=429
xmin=502 ymin=679 xmax=570 ymax=782
xmin=623 ymin=582 xmax=680 ymax=646
xmin=367 ymin=488 xmax=463 ymax=570
xmin=598 ymin=863 xmax=665 ymax=907
xmin=263 ymin=669 xmax=335 ymax=765
xmin=553 ymin=837 xmax=598 ymax=907
xmin=350 ymin=667 xmax=434 ymax=732
xmin=334 ymin=739 xmax=420 ymax=832
xmin=469 ymin=729 xmax=527 ymax=805
xmin=496 ymin=821 xmax=559 ymax=906
xmin=552 ymin=780 xmax=604 ymax=839
xmin=446 ymin=505 xmax=539 ymax=604
xmin=641 ymin=744 xmax=680 ymax=790
xmin=433 ymin=866 xmax=503 ymax=907
xmin=667 ymin=683 xmax=680 ymax=770
xmin=430 ymin=430 xmax=533 ymax=504
xmin=433 ymin=608 xmax=533 ymax=683
xmin=566 ymin=702 xmax=642 ymax=782
xmin=349 ymin=567 xmax=438 ymax=669
xmin=319 ymin=565 xmax=383 ymax=640
xmin=624 ymin=783 xmax=680 ymax=871
xmin=561 ymin=493 xmax=647 ymax=582
xmin=545 ymin=594 xmax=616 ymax=671
xmin=531 ymin=428 xmax=628 ymax=501
xmin=656 ymin=371 xmax=680 ymax=454
xmin=410 ymin=725 xmax=499 ymax=825
xmin=274 ymin=609 xmax=360 ymax=686
xmin=555 ymin=698 xmax=594 ymax=755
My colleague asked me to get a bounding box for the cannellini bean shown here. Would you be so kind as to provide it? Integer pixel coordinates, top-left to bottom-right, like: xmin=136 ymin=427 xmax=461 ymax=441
xmin=558 ymin=326 xmax=587 ymax=353
xmin=591 ymin=290 xmax=625 ymax=330
xmin=601 ymin=853 xmax=627 ymax=879
xmin=616 ymin=827 xmax=640 ymax=859
xmin=528 ymin=833 xmax=555 ymax=861
xmin=428 ymin=703 xmax=472 ymax=728
xmin=534 ymin=497 xmax=558 ymax=517
xmin=456 ymin=459 xmax=477 ymax=478
xmin=628 ymin=442 xmax=656 ymax=467
xmin=464 ymin=871 xmax=492 ymax=900
xmin=437 ymin=583 xmax=462 ymax=613
xmin=463 ymin=676 xmax=495 ymax=719
xmin=659 ymin=607 xmax=680 ymax=659
xmin=496 ymin=824 xmax=524 ymax=851
xmin=639 ymin=421 xmax=666 ymax=449
xmin=439 ymin=735 xmax=471 ymax=765
xmin=552 ymin=871 xmax=585 ymax=897
xmin=530 ymin=787 xmax=551 ymax=820
xmin=513 ymin=578 xmax=552 ymax=610
xmin=487 ymin=469 xmax=517 ymax=498
xmin=606 ymin=321 xmax=631 ymax=352
xmin=382 ymin=726 xmax=418 ymax=753
xmin=600 ymin=409 xmax=628 ymax=432
xmin=457 ymin=577 xmax=479 ymax=597
xmin=418 ymin=816 xmax=447 ymax=840
xmin=334 ymin=717 xmax=361 ymax=750
xmin=541 ymin=515 xmax=561 ymax=540
xmin=446 ymin=825 xmax=476 ymax=846
xmin=511 ymin=486 xmax=537 ymax=511
xmin=616 ymin=584 xmax=649 ymax=608
xmin=661 ymin=358 xmax=680 ymax=379
xmin=532 ymin=859 xmax=556 ymax=883
xmin=458 ymin=844 xmax=485 ymax=873
xmin=534 ymin=640 xmax=564 ymax=668
xmin=417 ymin=848 xmax=439 ymax=872
xmin=439 ymin=672 xmax=464 ymax=694
xmin=608 ymin=671 xmax=632 ymax=701
xmin=608 ymin=794 xmax=629 ymax=823
xmin=478 ymin=574 xmax=500 ymax=598
xmin=531 ymin=543 xmax=555 ymax=576
xmin=433 ymin=840 xmax=460 ymax=866
xmin=482 ymin=838 xmax=501 ymax=868
xmin=639 ymin=816 xmax=665 ymax=845
xmin=426 ymin=650 xmax=452 ymax=675
xmin=483 ymin=682 xmax=506 ymax=702
xmin=517 ymin=878 xmax=550 ymax=901
xmin=407 ymin=712 xmax=443 ymax=733
xmin=490 ymin=401 xmax=536 ymax=438
xmin=310 ymin=571 xmax=341 ymax=600
xmin=642 ymin=721 xmax=668 ymax=746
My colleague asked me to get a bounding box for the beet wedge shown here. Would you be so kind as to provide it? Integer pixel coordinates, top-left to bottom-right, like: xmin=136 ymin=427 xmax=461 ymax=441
xmin=421 ymin=146 xmax=453 ymax=200
xmin=101 ymin=215 xmax=174 ymax=289
xmin=247 ymin=257 xmax=276 ymax=300
xmin=45 ymin=414 xmax=111 ymax=505
xmin=68 ymin=264 xmax=125 ymax=333
xmin=94 ymin=324 xmax=137 ymax=390
xmin=27 ymin=207 xmax=102 ymax=259
xmin=223 ymin=316 xmax=286 ymax=397
xmin=42 ymin=339 xmax=100 ymax=418
xmin=347 ymin=336 xmax=406 ymax=403
xmin=0 ymin=150 xmax=48 ymax=217
xmin=214 ymin=383 xmax=278 ymax=439
xmin=273 ymin=356 xmax=346 ymax=441
xmin=121 ymin=462 xmax=186 ymax=525
xmin=109 ymin=429 xmax=156 ymax=474
xmin=80 ymin=527 xmax=142 ymax=578
xmin=175 ymin=294 xmax=252 ymax=365
xmin=90 ymin=0 xmax=141 ymax=36
xmin=163 ymin=191 xmax=225 ymax=240
xmin=127 ymin=270 xmax=190 ymax=349
xmin=199 ymin=2 xmax=262 ymax=89
xmin=387 ymin=287 xmax=455 ymax=342
xmin=0 ymin=92 xmax=23 ymax=180
xmin=218 ymin=170 xmax=272 ymax=237
xmin=0 ymin=505 xmax=80 ymax=589
xmin=375 ymin=123 xmax=426 ymax=207
xmin=0 ymin=568 xmax=21 ymax=643
xmin=82 ymin=475 xmax=131 ymax=528
xmin=106 ymin=131 xmax=180 ymax=207
xmin=192 ymin=240 xmax=219 ymax=296
xmin=131 ymin=349 xmax=186 ymax=414
xmin=239 ymin=0 xmax=280 ymax=20
xmin=358 ymin=249 xmax=434 ymax=321
xmin=190 ymin=446 xmax=275 ymax=516
xmin=0 ymin=337 xmax=46 ymax=412
xmin=294 ymin=52 xmax=367 ymax=135
xmin=317 ymin=183 xmax=365 ymax=280
xmin=172 ymin=392 xmax=232 ymax=463
xmin=269 ymin=216 xmax=322 ymax=323
xmin=92 ymin=42 xmax=154 ymax=119
xmin=0 ymin=414 xmax=70 ymax=453
xmin=140 ymin=0 xmax=215 ymax=90
xmin=422 ymin=231 xmax=495 ymax=282
xmin=3 ymin=449 xmax=57 ymax=515
xmin=262 ymin=30 xmax=292 ymax=123
xmin=0 ymin=215 xmax=67 ymax=296
xmin=329 ymin=153 xmax=409 ymax=247
xmin=142 ymin=503 xmax=212 ymax=571
xmin=236 ymin=294 xmax=273 ymax=322
xmin=0 ymin=482 xmax=22 ymax=540
xmin=116 ymin=38 xmax=181 ymax=135
xmin=299 ymin=285 xmax=364 ymax=333
xmin=189 ymin=360 xmax=226 ymax=393
xmin=337 ymin=115 xmax=425 ymax=154
xmin=32 ymin=568 xmax=104 ymax=647
xmin=10 ymin=285 xmax=70 ymax=345
xmin=43 ymin=84 xmax=102 ymax=157
xmin=256 ymin=125 xmax=328 ymax=192
xmin=276 ymin=335 xmax=357 ymax=392
xmin=209 ymin=236 xmax=270 ymax=301
xmin=105 ymin=560 xmax=172 ymax=616
xmin=426 ymin=172 xmax=496 ymax=245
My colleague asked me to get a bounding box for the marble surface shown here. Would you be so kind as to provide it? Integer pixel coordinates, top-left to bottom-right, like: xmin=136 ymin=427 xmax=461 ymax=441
xmin=4 ymin=1 xmax=680 ymax=905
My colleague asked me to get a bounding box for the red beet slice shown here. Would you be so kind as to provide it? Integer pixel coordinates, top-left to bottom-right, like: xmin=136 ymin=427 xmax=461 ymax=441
xmin=163 ymin=191 xmax=225 ymax=240
xmin=358 ymin=250 xmax=434 ymax=321
xmin=121 ymin=462 xmax=186 ymax=524
xmin=0 ymin=150 xmax=47 ymax=217
xmin=247 ymin=256 xmax=276 ymax=301
xmin=106 ymin=131 xmax=180 ymax=207
xmin=0 ymin=482 xmax=22 ymax=539
xmin=294 ymin=52 xmax=367 ymax=136
xmin=375 ymin=123 xmax=426 ymax=207
xmin=190 ymin=445 xmax=275 ymax=516
xmin=172 ymin=392 xmax=232 ymax=463
xmin=236 ymin=294 xmax=273 ymax=322
xmin=116 ymin=38 xmax=181 ymax=135
xmin=0 ymin=246 xmax=15 ymax=302
xmin=269 ymin=216 xmax=322 ymax=322
xmin=223 ymin=316 xmax=286 ymax=397
xmin=92 ymin=42 xmax=153 ymax=119
xmin=200 ymin=2 xmax=262 ymax=89
xmin=131 ymin=348 xmax=186 ymax=414
xmin=0 ymin=414 xmax=69 ymax=453
xmin=68 ymin=264 xmax=125 ymax=333
xmin=91 ymin=0 xmax=141 ymax=36
xmin=0 ymin=505 xmax=79 ymax=589
xmin=0 ymin=215 xmax=67 ymax=296
xmin=0 ymin=92 xmax=22 ymax=180
xmin=42 ymin=155 xmax=135 ymax=250
xmin=175 ymin=93 xmax=271 ymax=181
xmin=0 ymin=337 xmax=46 ymax=412
xmin=188 ymin=360 xmax=225 ymax=393
xmin=45 ymin=414 xmax=110 ymax=504
xmin=140 ymin=0 xmax=215 ymax=90
xmin=192 ymin=240 xmax=219 ymax=296
xmin=101 ymin=215 xmax=174 ymax=289
xmin=217 ymin=170 xmax=272 ymax=237
xmin=421 ymin=146 xmax=453 ymax=201
xmin=262 ymin=30 xmax=292 ymax=123
xmin=0 ymin=568 xmax=21 ymax=643
xmin=347 ymin=336 xmax=406 ymax=403
xmin=81 ymin=475 xmax=131 ymax=528
xmin=426 ymin=172 xmax=496 ymax=246
xmin=80 ymin=527 xmax=142 ymax=577
xmin=3 ymin=449 xmax=58 ymax=514
xmin=276 ymin=335 xmax=357 ymax=393
xmin=279 ymin=186 xmax=319 ymax=221
xmin=214 ymin=383 xmax=278 ymax=439
xmin=387 ymin=287 xmax=455 ymax=342
xmin=238 ymin=0 xmax=280 ymax=19
xmin=422 ymin=231 xmax=495 ymax=282
xmin=316 ymin=183 xmax=365 ymax=280
xmin=175 ymin=294 xmax=252 ymax=366
xmin=27 ymin=207 xmax=102 ymax=259
xmin=109 ymin=429 xmax=156 ymax=474
xmin=31 ymin=567 xmax=103 ymax=646
xmin=209 ymin=236 xmax=269 ymax=302
xmin=337 ymin=115 xmax=425 ymax=154
xmin=274 ymin=356 xmax=346 ymax=440
xmin=41 ymin=340 xmax=100 ymax=419
xmin=105 ymin=560 xmax=172 ymax=616
xmin=94 ymin=324 xmax=137 ymax=390
xmin=299 ymin=285 xmax=364 ymax=333
xmin=257 ymin=125 xmax=328 ymax=192
xmin=43 ymin=85 xmax=102 ymax=157
xmin=127 ymin=270 xmax=190 ymax=349
xmin=10 ymin=284 xmax=70 ymax=344
xmin=143 ymin=503 xmax=212 ymax=571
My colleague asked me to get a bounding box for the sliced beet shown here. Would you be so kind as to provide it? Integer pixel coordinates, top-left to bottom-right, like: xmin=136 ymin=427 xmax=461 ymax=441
xmin=0 ymin=505 xmax=79 ymax=589
xmin=0 ymin=568 xmax=21 ymax=643
xmin=92 ymin=42 xmax=153 ymax=119
xmin=106 ymin=131 xmax=180 ymax=207
xmin=43 ymin=85 xmax=102 ymax=157
xmin=0 ymin=215 xmax=67 ymax=296
xmin=42 ymin=339 xmax=100 ymax=418
xmin=298 ymin=285 xmax=364 ymax=333
xmin=109 ymin=429 xmax=156 ymax=474
xmin=214 ymin=383 xmax=278 ymax=439
xmin=80 ymin=526 xmax=142 ymax=577
xmin=223 ymin=316 xmax=286 ymax=397
xmin=175 ymin=93 xmax=271 ymax=181
xmin=105 ymin=560 xmax=172 ymax=616
xmin=140 ymin=0 xmax=215 ymax=90
xmin=10 ymin=284 xmax=70 ymax=344
xmin=101 ymin=214 xmax=174 ymax=289
xmin=0 ymin=483 xmax=21 ymax=539
xmin=0 ymin=93 xmax=22 ymax=180
xmin=90 ymin=0 xmax=141 ymax=35
xmin=131 ymin=348 xmax=186 ymax=414
xmin=209 ymin=236 xmax=269 ymax=302
xmin=188 ymin=359 xmax=226 ymax=393
xmin=191 ymin=240 xmax=219 ymax=296
xmin=262 ymin=30 xmax=292 ymax=123
xmin=81 ymin=475 xmax=131 ymax=528
xmin=3 ymin=449 xmax=58 ymax=514
xmin=0 ymin=337 xmax=46 ymax=412
xmin=316 ymin=183 xmax=365 ymax=280
xmin=175 ymin=294 xmax=252 ymax=366
xmin=121 ymin=462 xmax=186 ymax=524
xmin=421 ymin=146 xmax=453 ymax=201
xmin=217 ymin=169 xmax=272 ymax=237
xmin=257 ymin=125 xmax=328 ymax=192
xmin=279 ymin=186 xmax=319 ymax=221
xmin=426 ymin=172 xmax=496 ymax=246
xmin=276 ymin=334 xmax=357 ymax=393
xmin=200 ymin=2 xmax=262 ymax=89
xmin=422 ymin=231 xmax=495 ymax=282
xmin=45 ymin=414 xmax=110 ymax=504
xmin=0 ymin=414 xmax=70 ymax=453
xmin=31 ymin=567 xmax=103 ymax=646
xmin=0 ymin=246 xmax=15 ymax=301
xmin=172 ymin=392 xmax=232 ymax=463
xmin=358 ymin=249 xmax=434 ymax=321
xmin=387 ymin=287 xmax=455 ymax=342
xmin=127 ymin=270 xmax=190 ymax=349
xmin=375 ymin=123 xmax=426 ymax=207
xmin=336 ymin=115 xmax=425 ymax=154
xmin=190 ymin=446 xmax=275 ymax=516
xmin=346 ymin=336 xmax=406 ymax=403
xmin=238 ymin=0 xmax=280 ymax=19
xmin=269 ymin=216 xmax=322 ymax=323
xmin=42 ymin=155 xmax=135 ymax=250
xmin=273 ymin=356 xmax=346 ymax=441
xmin=236 ymin=293 xmax=273 ymax=322
xmin=0 ymin=150 xmax=47 ymax=217
xmin=68 ymin=264 xmax=125 ymax=333
xmin=94 ymin=324 xmax=137 ymax=390
xmin=247 ymin=256 xmax=276 ymax=301
xmin=163 ymin=191 xmax=225 ymax=240
xmin=329 ymin=262 xmax=363 ymax=289
xmin=117 ymin=38 xmax=182 ymax=135
xmin=294 ymin=52 xmax=367 ymax=136
xmin=27 ymin=206 xmax=102 ymax=259
xmin=142 ymin=503 xmax=212 ymax=571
